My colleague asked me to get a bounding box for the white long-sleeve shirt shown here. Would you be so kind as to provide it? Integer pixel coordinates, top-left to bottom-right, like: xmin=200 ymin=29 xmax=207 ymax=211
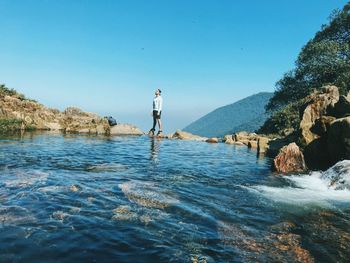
xmin=153 ymin=96 xmax=163 ymax=113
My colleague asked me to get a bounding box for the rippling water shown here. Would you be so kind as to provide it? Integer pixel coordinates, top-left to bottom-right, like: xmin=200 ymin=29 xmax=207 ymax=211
xmin=1 ymin=132 xmax=350 ymax=262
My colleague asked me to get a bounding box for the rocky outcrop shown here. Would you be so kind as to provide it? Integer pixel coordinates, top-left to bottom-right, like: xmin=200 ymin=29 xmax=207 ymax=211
xmin=172 ymin=130 xmax=207 ymax=141
xmin=0 ymin=94 xmax=143 ymax=135
xmin=110 ymin=124 xmax=144 ymax=136
xmin=274 ymin=143 xmax=307 ymax=174
xmin=300 ymin=85 xmax=339 ymax=145
xmin=273 ymin=85 xmax=350 ymax=172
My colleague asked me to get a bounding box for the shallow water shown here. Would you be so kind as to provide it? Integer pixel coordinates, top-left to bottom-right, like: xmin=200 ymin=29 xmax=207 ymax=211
xmin=0 ymin=132 xmax=350 ymax=262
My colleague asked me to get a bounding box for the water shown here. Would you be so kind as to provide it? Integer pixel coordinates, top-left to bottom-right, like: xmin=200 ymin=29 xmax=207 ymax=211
xmin=1 ymin=132 xmax=350 ymax=262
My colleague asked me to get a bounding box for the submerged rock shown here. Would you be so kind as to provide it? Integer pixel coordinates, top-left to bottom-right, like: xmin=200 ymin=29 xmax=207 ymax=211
xmin=274 ymin=143 xmax=307 ymax=174
xmin=119 ymin=180 xmax=179 ymax=209
xmin=217 ymin=221 xmax=314 ymax=263
xmin=112 ymin=205 xmax=138 ymax=221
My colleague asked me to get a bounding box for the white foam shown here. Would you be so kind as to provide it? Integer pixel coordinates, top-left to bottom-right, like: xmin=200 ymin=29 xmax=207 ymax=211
xmin=249 ymin=172 xmax=350 ymax=207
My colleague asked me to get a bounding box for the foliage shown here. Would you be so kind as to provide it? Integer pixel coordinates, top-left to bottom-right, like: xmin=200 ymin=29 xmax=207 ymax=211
xmin=0 ymin=118 xmax=23 ymax=131
xmin=258 ymin=100 xmax=305 ymax=136
xmin=266 ymin=3 xmax=350 ymax=111
xmin=0 ymin=84 xmax=36 ymax=102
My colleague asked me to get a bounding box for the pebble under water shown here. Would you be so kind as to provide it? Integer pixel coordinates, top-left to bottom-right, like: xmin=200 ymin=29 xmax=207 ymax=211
xmin=1 ymin=132 xmax=350 ymax=262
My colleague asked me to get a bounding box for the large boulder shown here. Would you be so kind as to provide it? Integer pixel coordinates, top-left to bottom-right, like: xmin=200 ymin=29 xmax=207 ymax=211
xmin=300 ymin=85 xmax=339 ymax=145
xmin=327 ymin=116 xmax=350 ymax=165
xmin=328 ymin=95 xmax=350 ymax=118
xmin=321 ymin=160 xmax=350 ymax=190
xmin=172 ymin=130 xmax=207 ymax=141
xmin=109 ymin=124 xmax=143 ymax=136
xmin=274 ymin=143 xmax=307 ymax=174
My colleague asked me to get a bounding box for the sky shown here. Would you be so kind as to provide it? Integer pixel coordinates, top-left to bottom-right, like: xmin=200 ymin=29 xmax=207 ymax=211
xmin=0 ymin=0 xmax=349 ymax=133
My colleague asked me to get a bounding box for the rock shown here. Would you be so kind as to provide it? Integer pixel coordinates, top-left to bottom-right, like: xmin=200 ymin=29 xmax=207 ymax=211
xmin=233 ymin=141 xmax=245 ymax=146
xmin=109 ymin=124 xmax=144 ymax=136
xmin=233 ymin=131 xmax=259 ymax=146
xmin=329 ymin=95 xmax=350 ymax=118
xmin=44 ymin=122 xmax=63 ymax=130
xmin=234 ymin=131 xmax=249 ymax=141
xmin=320 ymin=160 xmax=350 ymax=190
xmin=327 ymin=116 xmax=350 ymax=165
xmin=172 ymin=130 xmax=207 ymax=141
xmin=234 ymin=131 xmax=258 ymax=142
xmin=206 ymin=137 xmax=218 ymax=143
xmin=310 ymin=116 xmax=336 ymax=136
xmin=70 ymin=185 xmax=80 ymax=192
xmin=0 ymin=93 xmax=143 ymax=134
xmin=248 ymin=140 xmax=258 ymax=149
xmin=304 ymin=137 xmax=331 ymax=170
xmin=274 ymin=143 xmax=307 ymax=173
xmin=300 ymin=85 xmax=339 ymax=144
xmin=257 ymin=137 xmax=270 ymax=154
xmin=224 ymin=135 xmax=235 ymax=145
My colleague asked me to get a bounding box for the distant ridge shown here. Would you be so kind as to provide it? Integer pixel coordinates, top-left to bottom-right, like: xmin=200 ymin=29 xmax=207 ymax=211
xmin=183 ymin=92 xmax=273 ymax=137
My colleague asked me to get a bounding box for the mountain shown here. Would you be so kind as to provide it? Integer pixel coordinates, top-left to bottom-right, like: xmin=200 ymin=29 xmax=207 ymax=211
xmin=183 ymin=92 xmax=273 ymax=137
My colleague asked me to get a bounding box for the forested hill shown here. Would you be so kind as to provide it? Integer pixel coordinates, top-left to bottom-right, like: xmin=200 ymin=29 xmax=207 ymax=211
xmin=183 ymin=92 xmax=273 ymax=137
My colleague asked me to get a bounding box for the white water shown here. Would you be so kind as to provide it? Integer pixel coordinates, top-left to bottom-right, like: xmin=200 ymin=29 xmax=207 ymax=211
xmin=249 ymin=161 xmax=350 ymax=207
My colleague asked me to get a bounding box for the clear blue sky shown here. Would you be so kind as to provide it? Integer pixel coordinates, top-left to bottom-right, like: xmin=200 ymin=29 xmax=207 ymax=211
xmin=0 ymin=0 xmax=348 ymax=133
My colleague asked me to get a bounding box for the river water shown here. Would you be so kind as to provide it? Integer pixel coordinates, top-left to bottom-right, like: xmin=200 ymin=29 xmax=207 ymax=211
xmin=0 ymin=132 xmax=350 ymax=262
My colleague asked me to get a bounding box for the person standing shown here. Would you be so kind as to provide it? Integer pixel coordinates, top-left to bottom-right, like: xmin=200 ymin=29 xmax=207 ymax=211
xmin=149 ymin=89 xmax=163 ymax=136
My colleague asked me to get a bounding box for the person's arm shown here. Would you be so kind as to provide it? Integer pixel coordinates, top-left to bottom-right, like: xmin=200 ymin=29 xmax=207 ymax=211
xmin=158 ymin=97 xmax=163 ymax=114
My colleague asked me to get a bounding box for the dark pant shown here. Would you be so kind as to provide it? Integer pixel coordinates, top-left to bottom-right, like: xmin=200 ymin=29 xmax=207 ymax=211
xmin=152 ymin=110 xmax=161 ymax=130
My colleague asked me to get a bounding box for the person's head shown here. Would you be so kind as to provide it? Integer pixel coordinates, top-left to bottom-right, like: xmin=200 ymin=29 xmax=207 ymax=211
xmin=155 ymin=89 xmax=161 ymax=96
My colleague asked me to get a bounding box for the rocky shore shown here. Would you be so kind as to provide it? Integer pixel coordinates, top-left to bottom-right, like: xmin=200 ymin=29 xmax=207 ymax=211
xmin=168 ymin=86 xmax=350 ymax=174
xmin=212 ymin=85 xmax=350 ymax=174
xmin=0 ymin=92 xmax=143 ymax=135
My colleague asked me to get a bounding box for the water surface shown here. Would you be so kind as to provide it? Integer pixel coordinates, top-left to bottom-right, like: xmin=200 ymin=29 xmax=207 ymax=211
xmin=1 ymin=132 xmax=350 ymax=262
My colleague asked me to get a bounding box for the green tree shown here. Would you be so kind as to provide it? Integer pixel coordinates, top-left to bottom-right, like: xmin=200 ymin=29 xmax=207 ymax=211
xmin=266 ymin=3 xmax=350 ymax=111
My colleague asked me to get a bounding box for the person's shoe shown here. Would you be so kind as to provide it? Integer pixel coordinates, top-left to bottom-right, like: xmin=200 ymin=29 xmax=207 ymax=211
xmin=148 ymin=129 xmax=155 ymax=136
xmin=157 ymin=130 xmax=163 ymax=136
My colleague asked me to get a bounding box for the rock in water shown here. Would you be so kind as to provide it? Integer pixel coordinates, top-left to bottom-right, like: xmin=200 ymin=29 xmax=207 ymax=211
xmin=274 ymin=143 xmax=307 ymax=174
xmin=109 ymin=124 xmax=144 ymax=136
xmin=172 ymin=130 xmax=207 ymax=141
xmin=321 ymin=160 xmax=350 ymax=190
xmin=206 ymin=137 xmax=218 ymax=143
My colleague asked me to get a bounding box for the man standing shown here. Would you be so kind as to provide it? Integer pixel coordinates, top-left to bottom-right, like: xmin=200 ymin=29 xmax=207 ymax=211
xmin=149 ymin=89 xmax=163 ymax=136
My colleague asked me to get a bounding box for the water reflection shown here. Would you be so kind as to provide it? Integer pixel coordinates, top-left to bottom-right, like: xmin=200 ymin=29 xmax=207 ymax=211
xmin=150 ymin=137 xmax=161 ymax=163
